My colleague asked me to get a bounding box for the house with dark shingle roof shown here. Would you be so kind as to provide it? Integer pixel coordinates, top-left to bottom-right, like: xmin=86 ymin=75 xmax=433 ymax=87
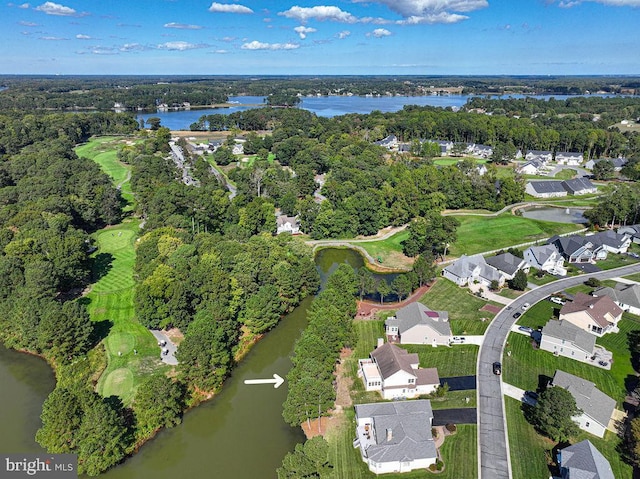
xmin=485 ymin=252 xmax=529 ymax=280
xmin=586 ymin=230 xmax=631 ymax=254
xmin=558 ymin=440 xmax=614 ymax=479
xmin=593 ymin=282 xmax=640 ymax=315
xmin=540 ymin=320 xmax=597 ymax=361
xmin=548 ymin=235 xmax=607 ymax=263
xmin=358 ymin=342 xmax=440 ymax=400
xmin=618 ymin=224 xmax=640 ymax=244
xmin=525 ymin=150 xmax=553 ymax=162
xmin=550 ymin=370 xmax=617 ymax=438
xmin=385 ymin=302 xmax=451 ymax=346
xmin=559 ymin=292 xmax=623 ymax=337
xmin=525 ymin=180 xmax=568 ymax=198
xmin=354 ymin=400 xmax=437 ymax=475
xmin=563 ymin=177 xmax=598 ymax=195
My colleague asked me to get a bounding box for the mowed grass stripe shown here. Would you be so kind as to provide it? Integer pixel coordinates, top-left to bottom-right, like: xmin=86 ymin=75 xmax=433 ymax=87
xmin=78 ymin=137 xmax=164 ymax=404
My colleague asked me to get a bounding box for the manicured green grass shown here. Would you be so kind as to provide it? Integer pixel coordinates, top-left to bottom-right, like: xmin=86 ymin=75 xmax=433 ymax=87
xmin=530 ymin=194 xmax=602 ymax=207
xmin=347 ymin=230 xmax=409 ymax=259
xmin=596 ymin=313 xmax=640 ymax=397
xmin=433 ymin=157 xmax=488 ymax=166
xmin=553 ymin=168 xmax=577 ymax=180
xmin=527 ymin=270 xmax=561 ymax=286
xmin=327 ymin=411 xmax=478 ymax=479
xmin=623 ymin=272 xmax=640 ymax=283
xmin=503 ymin=332 xmax=626 ymax=404
xmin=505 ymin=397 xmax=555 ymax=479
xmin=403 ymin=344 xmax=479 ymax=377
xmin=505 ymin=397 xmax=633 ymax=479
xmin=595 ymin=253 xmax=638 ymax=271
xmin=449 ymin=214 xmax=583 ymax=257
xmin=87 ymin=220 xmax=162 ymax=405
xmin=75 ymin=136 xmax=135 ymax=208
xmin=498 ymin=288 xmax=524 ymax=300
xmin=420 ymin=279 xmax=495 ymax=335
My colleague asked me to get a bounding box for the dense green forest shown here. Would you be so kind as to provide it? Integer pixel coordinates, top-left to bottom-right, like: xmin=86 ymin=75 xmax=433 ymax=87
xmin=1 ymin=75 xmax=638 ymax=111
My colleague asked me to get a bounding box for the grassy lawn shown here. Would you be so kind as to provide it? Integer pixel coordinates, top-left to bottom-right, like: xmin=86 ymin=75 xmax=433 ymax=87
xmin=434 ymin=157 xmax=488 ymax=166
xmin=86 ymin=220 xmax=163 ymax=405
xmin=498 ymin=288 xmax=524 ymax=300
xmin=527 ymin=270 xmax=562 ymax=286
xmin=75 ymin=136 xmax=135 ymax=208
xmin=503 ymin=326 xmax=631 ymax=404
xmin=505 ymin=397 xmax=553 ymax=479
xmin=530 ymin=194 xmax=602 ymax=207
xmin=506 ymin=397 xmax=633 ymax=479
xmin=327 ymin=411 xmax=478 ymax=479
xmin=449 ymin=214 xmax=583 ymax=257
xmin=553 ymin=168 xmax=577 ymax=180
xmin=403 ymin=344 xmax=479 ymax=377
xmin=596 ymin=253 xmax=639 ymax=271
xmin=347 ymin=230 xmax=412 ymax=270
xmin=623 ymin=272 xmax=640 ymax=283
xmin=78 ymin=136 xmax=165 ymax=405
xmin=420 ymin=279 xmax=496 ymax=335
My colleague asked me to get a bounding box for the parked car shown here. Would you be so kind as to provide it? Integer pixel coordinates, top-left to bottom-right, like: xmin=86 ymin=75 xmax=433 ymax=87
xmin=451 ymin=336 xmax=466 ymax=343
xmin=492 ymin=362 xmax=502 ymax=375
xmin=549 ymin=296 xmax=566 ymax=305
xmin=518 ymin=326 xmax=533 ymax=333
xmin=598 ymin=360 xmax=608 ymax=367
xmin=513 ymin=312 xmax=521 ymax=319
xmin=521 ymin=302 xmax=530 ymax=310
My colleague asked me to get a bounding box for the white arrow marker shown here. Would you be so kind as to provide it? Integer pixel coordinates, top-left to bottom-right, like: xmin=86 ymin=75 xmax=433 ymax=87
xmin=244 ymin=373 xmax=285 ymax=389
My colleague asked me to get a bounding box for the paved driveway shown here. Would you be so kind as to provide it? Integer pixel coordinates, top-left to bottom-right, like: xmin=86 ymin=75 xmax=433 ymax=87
xmin=477 ymin=262 xmax=640 ymax=479
xmin=150 ymin=329 xmax=178 ymax=365
xmin=440 ymin=375 xmax=476 ymax=391
xmin=433 ymin=408 xmax=477 ymax=426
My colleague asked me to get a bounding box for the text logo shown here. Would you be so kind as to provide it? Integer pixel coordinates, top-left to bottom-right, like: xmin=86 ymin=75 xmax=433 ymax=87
xmin=2 ymin=454 xmax=77 ymax=478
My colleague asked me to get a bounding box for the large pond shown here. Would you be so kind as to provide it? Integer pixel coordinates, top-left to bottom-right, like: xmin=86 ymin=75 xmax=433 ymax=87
xmin=520 ymin=206 xmax=588 ymax=224
xmin=0 ymin=247 xmax=390 ymax=478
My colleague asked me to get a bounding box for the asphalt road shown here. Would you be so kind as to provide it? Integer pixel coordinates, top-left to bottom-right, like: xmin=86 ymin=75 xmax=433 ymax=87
xmin=477 ymin=261 xmax=640 ymax=479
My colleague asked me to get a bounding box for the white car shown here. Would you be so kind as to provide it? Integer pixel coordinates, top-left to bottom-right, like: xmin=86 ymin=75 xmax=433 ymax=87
xmin=521 ymin=302 xmax=530 ymax=311
xmin=549 ymin=297 xmax=566 ymax=305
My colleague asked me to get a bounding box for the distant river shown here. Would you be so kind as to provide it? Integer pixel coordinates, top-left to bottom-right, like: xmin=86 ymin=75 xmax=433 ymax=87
xmin=137 ymin=93 xmax=602 ymax=130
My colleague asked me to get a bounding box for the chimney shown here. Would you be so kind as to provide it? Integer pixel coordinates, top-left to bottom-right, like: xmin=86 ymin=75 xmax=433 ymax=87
xmin=377 ymin=338 xmax=384 ymax=348
xmin=386 ymin=428 xmax=393 ymax=441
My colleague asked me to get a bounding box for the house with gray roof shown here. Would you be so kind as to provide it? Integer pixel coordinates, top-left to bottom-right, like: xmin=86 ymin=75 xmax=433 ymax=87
xmin=550 ymin=370 xmax=617 ymax=438
xmin=485 ymin=252 xmax=529 ymax=280
xmin=540 ymin=320 xmax=597 ymax=362
xmin=374 ymin=135 xmax=398 ymax=150
xmin=586 ymin=230 xmax=631 ymax=254
xmin=563 ymin=177 xmax=598 ymax=195
xmin=548 ymin=235 xmax=607 ymax=263
xmin=585 ymin=157 xmax=628 ymax=171
xmin=526 ymin=180 xmax=568 ymax=198
xmin=518 ymin=159 xmax=547 ymax=176
xmin=385 ymin=302 xmax=452 ymax=346
xmin=558 ymin=440 xmax=614 ymax=479
xmin=618 ymin=224 xmax=640 ymax=244
xmin=556 ymin=151 xmax=584 ymax=165
xmin=358 ymin=342 xmax=440 ymax=400
xmin=525 ymin=150 xmax=553 ymax=162
xmin=593 ymin=282 xmax=640 ymax=316
xmin=441 ymin=254 xmax=504 ymax=287
xmin=354 ymin=400 xmax=437 ymax=475
xmin=276 ymin=215 xmax=300 ymax=235
xmin=524 ymin=244 xmax=567 ymax=275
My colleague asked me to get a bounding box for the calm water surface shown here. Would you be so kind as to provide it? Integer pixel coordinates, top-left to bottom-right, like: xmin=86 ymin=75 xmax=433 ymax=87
xmin=520 ymin=206 xmax=588 ymax=224
xmin=0 ymin=248 xmax=380 ymax=478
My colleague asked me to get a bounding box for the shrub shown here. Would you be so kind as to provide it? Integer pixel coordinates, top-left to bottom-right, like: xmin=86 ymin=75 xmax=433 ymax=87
xmin=445 ymin=423 xmax=457 ymax=433
xmin=585 ymin=277 xmax=602 ymax=287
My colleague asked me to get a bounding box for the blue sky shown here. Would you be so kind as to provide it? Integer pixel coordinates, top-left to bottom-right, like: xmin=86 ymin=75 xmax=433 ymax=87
xmin=3 ymin=0 xmax=640 ymax=75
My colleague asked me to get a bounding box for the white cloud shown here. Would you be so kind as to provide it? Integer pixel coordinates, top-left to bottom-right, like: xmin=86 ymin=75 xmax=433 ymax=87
xmin=120 ymin=43 xmax=148 ymax=52
xmin=294 ymin=25 xmax=317 ymax=39
xmin=19 ymin=3 xmax=30 ymax=8
xmin=76 ymin=34 xmax=91 ymax=39
xmin=337 ymin=30 xmax=351 ymax=39
xmin=279 ymin=5 xmax=358 ymax=23
xmin=354 ymin=0 xmax=485 ymax=23
xmin=157 ymin=41 xmax=208 ymax=51
xmin=39 ymin=35 xmax=67 ymax=40
xmin=213 ymin=49 xmax=228 ymax=53
xmin=222 ymin=36 xmax=237 ymax=42
xmin=208 ymin=2 xmax=253 ymax=14
xmin=241 ymin=40 xmax=300 ymax=50
xmin=35 ymin=1 xmax=80 ymax=16
xmin=367 ymin=28 xmax=392 ymax=37
xmin=19 ymin=20 xmax=38 ymax=26
xmin=164 ymin=22 xmax=203 ymax=29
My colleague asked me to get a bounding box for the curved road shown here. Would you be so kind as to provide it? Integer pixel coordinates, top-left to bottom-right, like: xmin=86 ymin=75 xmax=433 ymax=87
xmin=478 ymin=262 xmax=640 ymax=479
